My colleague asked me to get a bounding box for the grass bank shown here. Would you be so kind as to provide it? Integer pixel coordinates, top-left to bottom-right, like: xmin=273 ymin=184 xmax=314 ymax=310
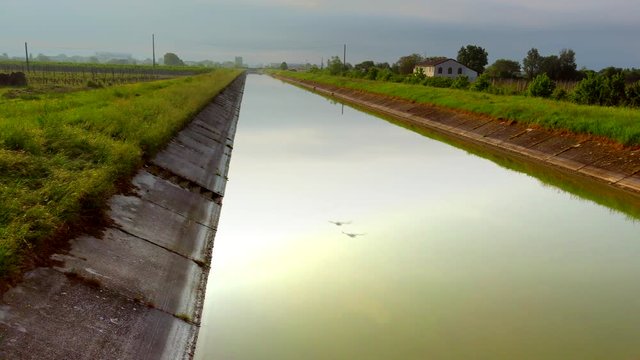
xmin=274 ymin=71 xmax=640 ymax=146
xmin=0 ymin=69 xmax=242 ymax=278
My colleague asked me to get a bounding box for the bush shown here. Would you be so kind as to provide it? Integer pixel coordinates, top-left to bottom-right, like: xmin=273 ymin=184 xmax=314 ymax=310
xmin=404 ymin=73 xmax=423 ymax=85
xmin=470 ymin=74 xmax=492 ymax=92
xmin=365 ymin=67 xmax=379 ymax=80
xmin=422 ymin=76 xmax=453 ymax=88
xmin=527 ymin=74 xmax=556 ymax=98
xmin=601 ymin=74 xmax=626 ymax=106
xmin=551 ymin=88 xmax=568 ymax=101
xmin=573 ymin=73 xmax=627 ymax=106
xmin=451 ymin=75 xmax=470 ymax=89
xmin=572 ymin=73 xmax=602 ymax=105
xmin=376 ymin=69 xmax=394 ymax=81
xmin=86 ymin=80 xmax=103 ymax=88
xmin=627 ymin=81 xmax=640 ymax=107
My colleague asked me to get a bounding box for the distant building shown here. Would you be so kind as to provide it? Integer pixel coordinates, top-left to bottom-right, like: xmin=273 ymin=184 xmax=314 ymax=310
xmin=235 ymin=56 xmax=243 ymax=68
xmin=414 ymin=58 xmax=478 ymax=80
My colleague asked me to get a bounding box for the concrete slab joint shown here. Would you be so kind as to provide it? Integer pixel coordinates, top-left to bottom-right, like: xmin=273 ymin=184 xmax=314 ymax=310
xmin=0 ymin=74 xmax=247 ymax=360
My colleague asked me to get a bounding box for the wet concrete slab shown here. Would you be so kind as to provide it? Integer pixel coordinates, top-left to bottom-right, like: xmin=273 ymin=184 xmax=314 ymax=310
xmin=53 ymin=228 xmax=203 ymax=317
xmin=109 ymin=195 xmax=213 ymax=263
xmin=579 ymin=166 xmax=628 ymax=183
xmin=174 ymin=132 xmax=222 ymax=156
xmin=177 ymin=127 xmax=224 ymax=149
xmin=617 ymin=175 xmax=640 ymax=191
xmin=484 ymin=123 xmax=528 ymax=142
xmin=429 ymin=113 xmax=471 ymax=128
xmin=584 ymin=149 xmax=640 ymax=176
xmin=150 ymin=83 xmax=243 ymax=196
xmin=132 ymin=170 xmax=221 ymax=228
xmin=473 ymin=120 xmax=512 ymax=137
xmin=545 ymin=155 xmax=589 ymax=171
xmin=0 ymin=268 xmax=194 ymax=360
xmin=553 ymin=141 xmax=612 ymax=169
xmin=530 ymin=134 xmax=583 ymax=155
xmin=508 ymin=128 xmax=555 ymax=148
xmin=455 ymin=118 xmax=495 ymax=131
xmin=499 ymin=142 xmax=552 ymax=161
xmin=152 ymin=147 xmax=227 ymax=196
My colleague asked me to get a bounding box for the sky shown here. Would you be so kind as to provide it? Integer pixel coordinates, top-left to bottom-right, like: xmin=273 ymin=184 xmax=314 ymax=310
xmin=2 ymin=0 xmax=639 ymax=69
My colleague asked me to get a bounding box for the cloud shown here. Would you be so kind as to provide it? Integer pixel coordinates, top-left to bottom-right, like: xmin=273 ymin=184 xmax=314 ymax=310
xmin=211 ymin=0 xmax=640 ymax=28
xmin=1 ymin=0 xmax=639 ymax=69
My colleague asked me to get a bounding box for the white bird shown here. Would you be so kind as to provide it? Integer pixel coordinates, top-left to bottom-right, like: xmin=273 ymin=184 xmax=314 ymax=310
xmin=342 ymin=231 xmax=366 ymax=238
xmin=329 ymin=220 xmax=351 ymax=226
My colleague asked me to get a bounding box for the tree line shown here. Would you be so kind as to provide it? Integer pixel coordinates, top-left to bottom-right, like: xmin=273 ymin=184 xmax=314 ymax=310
xmin=287 ymin=45 xmax=640 ymax=108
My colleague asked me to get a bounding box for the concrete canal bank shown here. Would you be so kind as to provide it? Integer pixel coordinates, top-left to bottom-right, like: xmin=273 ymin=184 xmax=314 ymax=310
xmin=274 ymin=74 xmax=640 ymax=197
xmin=0 ymin=74 xmax=246 ymax=359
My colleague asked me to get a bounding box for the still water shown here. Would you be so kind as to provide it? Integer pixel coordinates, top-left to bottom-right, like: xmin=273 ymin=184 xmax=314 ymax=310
xmin=194 ymin=75 xmax=640 ymax=360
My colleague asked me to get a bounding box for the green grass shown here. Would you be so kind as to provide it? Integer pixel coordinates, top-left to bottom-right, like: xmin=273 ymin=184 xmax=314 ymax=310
xmin=0 ymin=60 xmax=213 ymax=74
xmin=0 ymin=69 xmax=242 ymax=277
xmin=275 ymin=71 xmax=640 ymax=146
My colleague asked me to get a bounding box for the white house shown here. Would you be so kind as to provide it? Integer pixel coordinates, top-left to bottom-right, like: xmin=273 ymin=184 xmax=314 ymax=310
xmin=413 ymin=58 xmax=478 ymax=80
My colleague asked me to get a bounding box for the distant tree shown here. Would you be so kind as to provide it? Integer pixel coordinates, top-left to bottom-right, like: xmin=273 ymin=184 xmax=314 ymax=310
xmin=35 ymin=54 xmax=50 ymax=62
xmin=365 ymin=67 xmax=379 ymax=80
xmin=540 ymin=55 xmax=561 ymax=80
xmin=558 ymin=49 xmax=578 ymax=80
xmin=624 ymin=68 xmax=640 ymax=83
xmin=395 ymin=54 xmax=424 ymax=75
xmin=280 ymin=62 xmax=288 ymax=70
xmin=457 ymin=45 xmax=488 ymax=73
xmin=163 ymin=52 xmax=184 ymax=66
xmin=485 ymin=59 xmax=521 ymax=78
xmin=626 ymin=81 xmax=640 ymax=107
xmin=523 ymin=48 xmax=543 ymax=79
xmin=599 ymin=66 xmax=623 ymax=78
xmin=88 ymin=56 xmax=99 ymax=64
xmin=354 ymin=60 xmax=375 ymax=73
xmin=327 ymin=56 xmax=343 ymax=75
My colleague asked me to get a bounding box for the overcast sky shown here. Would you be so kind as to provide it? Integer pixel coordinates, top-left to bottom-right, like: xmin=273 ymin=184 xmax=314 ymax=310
xmin=2 ymin=0 xmax=639 ymax=69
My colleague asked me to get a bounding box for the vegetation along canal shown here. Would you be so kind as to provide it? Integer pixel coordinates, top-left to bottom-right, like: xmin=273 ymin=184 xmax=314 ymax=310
xmin=195 ymin=74 xmax=640 ymax=359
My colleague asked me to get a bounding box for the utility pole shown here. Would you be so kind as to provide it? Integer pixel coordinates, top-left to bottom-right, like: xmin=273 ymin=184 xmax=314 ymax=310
xmin=343 ymin=44 xmax=346 ymax=71
xmin=24 ymin=42 xmax=30 ymax=72
xmin=152 ymin=34 xmax=156 ymax=68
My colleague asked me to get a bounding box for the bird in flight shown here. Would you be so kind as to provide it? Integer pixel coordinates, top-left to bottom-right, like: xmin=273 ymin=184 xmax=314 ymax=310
xmin=342 ymin=231 xmax=366 ymax=238
xmin=329 ymin=220 xmax=351 ymax=226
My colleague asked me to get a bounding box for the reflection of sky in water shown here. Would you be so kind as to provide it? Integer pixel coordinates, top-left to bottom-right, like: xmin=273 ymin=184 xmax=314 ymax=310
xmin=196 ymin=75 xmax=640 ymax=360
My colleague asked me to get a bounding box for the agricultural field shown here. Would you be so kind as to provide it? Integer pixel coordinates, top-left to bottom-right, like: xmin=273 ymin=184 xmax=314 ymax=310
xmin=0 ymin=68 xmax=242 ymax=279
xmin=275 ymin=71 xmax=640 ymax=146
xmin=0 ymin=61 xmax=212 ymax=88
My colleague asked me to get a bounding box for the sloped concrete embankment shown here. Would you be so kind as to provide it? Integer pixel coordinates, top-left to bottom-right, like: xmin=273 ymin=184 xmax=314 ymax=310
xmin=0 ymin=74 xmax=246 ymax=359
xmin=275 ymin=75 xmax=640 ymax=195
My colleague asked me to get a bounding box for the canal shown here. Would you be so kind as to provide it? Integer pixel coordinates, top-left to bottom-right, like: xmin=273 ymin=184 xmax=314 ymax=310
xmin=194 ymin=74 xmax=640 ymax=359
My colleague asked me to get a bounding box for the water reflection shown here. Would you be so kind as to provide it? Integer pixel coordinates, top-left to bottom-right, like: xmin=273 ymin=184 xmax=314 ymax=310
xmin=195 ymin=75 xmax=640 ymax=360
